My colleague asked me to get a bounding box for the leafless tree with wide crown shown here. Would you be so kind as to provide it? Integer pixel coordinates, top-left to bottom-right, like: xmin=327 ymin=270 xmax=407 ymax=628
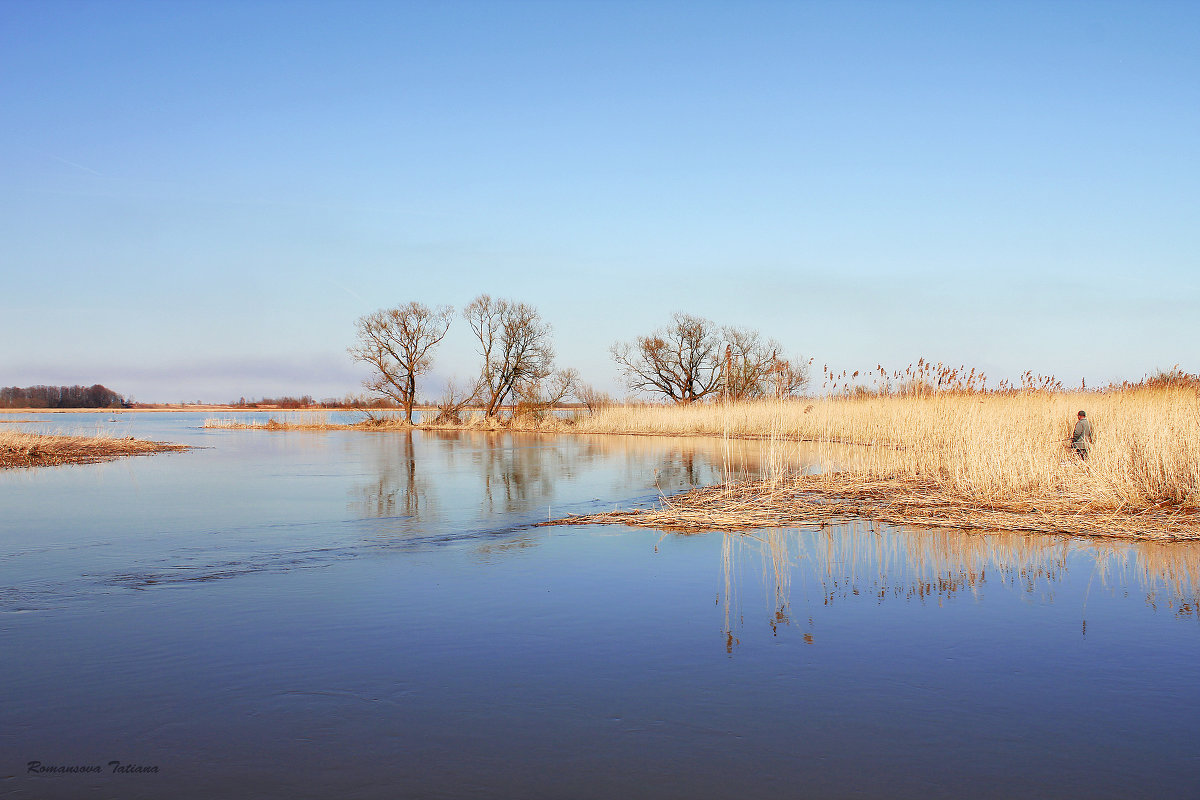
xmin=611 ymin=313 xmax=724 ymax=403
xmin=612 ymin=313 xmax=808 ymax=403
xmin=463 ymin=294 xmax=557 ymax=418
xmin=349 ymin=302 xmax=454 ymax=424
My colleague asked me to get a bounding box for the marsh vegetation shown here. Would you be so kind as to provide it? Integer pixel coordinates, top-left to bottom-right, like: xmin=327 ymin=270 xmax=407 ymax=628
xmin=557 ymin=379 xmax=1200 ymax=540
xmin=0 ymin=429 xmax=187 ymax=469
xmin=205 ymin=377 xmax=1199 ymax=540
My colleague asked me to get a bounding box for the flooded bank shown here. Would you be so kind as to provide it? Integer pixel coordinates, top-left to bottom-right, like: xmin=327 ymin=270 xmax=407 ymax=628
xmin=1 ymin=414 xmax=1197 ymax=798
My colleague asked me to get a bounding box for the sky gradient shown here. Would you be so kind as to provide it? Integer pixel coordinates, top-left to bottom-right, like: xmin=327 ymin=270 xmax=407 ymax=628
xmin=3 ymin=0 xmax=1196 ymax=402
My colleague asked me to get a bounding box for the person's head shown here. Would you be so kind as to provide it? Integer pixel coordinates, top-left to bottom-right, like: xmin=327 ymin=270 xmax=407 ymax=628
xmin=1078 ymin=411 xmax=1086 ymax=419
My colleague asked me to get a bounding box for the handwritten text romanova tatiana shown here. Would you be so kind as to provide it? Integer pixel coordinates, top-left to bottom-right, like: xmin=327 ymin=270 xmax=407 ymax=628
xmin=28 ymin=761 xmax=159 ymax=774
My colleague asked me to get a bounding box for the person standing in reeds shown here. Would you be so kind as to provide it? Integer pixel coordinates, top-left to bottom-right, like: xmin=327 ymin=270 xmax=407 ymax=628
xmin=1070 ymin=410 xmax=1093 ymax=459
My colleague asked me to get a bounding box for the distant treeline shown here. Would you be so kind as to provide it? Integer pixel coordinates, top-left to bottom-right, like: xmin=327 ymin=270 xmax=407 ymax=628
xmin=0 ymin=384 xmax=126 ymax=409
xmin=231 ymin=395 xmax=399 ymax=409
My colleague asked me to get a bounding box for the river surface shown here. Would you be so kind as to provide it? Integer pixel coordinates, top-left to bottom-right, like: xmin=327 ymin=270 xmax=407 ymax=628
xmin=1 ymin=413 xmax=1198 ymax=799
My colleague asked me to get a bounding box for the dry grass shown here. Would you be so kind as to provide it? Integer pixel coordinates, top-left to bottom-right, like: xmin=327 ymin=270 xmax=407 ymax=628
xmin=553 ymin=386 xmax=1200 ymax=540
xmin=555 ymin=474 xmax=1199 ymax=541
xmin=576 ymin=388 xmax=1200 ymax=507
xmin=0 ymin=429 xmax=188 ymax=469
xmin=204 ymin=410 xmax=349 ymax=430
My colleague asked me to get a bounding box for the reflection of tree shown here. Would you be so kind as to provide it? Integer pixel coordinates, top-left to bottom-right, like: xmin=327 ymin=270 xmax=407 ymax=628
xmin=613 ymin=436 xmax=772 ymax=498
xmin=473 ymin=433 xmax=582 ymax=514
xmin=718 ymin=524 xmax=1200 ymax=651
xmin=558 ymin=432 xmax=791 ymax=502
xmin=654 ymin=451 xmax=705 ymax=491
xmin=352 ymin=431 xmax=432 ymax=520
xmin=353 ymin=431 xmax=835 ymax=525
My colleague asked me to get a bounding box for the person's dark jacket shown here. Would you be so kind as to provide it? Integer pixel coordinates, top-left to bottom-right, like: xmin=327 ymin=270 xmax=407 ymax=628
xmin=1071 ymin=418 xmax=1093 ymax=452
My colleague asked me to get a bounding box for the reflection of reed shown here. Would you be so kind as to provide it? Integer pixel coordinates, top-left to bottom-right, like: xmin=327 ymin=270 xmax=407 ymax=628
xmin=719 ymin=524 xmax=1200 ymax=649
xmin=1092 ymin=540 xmax=1200 ymax=617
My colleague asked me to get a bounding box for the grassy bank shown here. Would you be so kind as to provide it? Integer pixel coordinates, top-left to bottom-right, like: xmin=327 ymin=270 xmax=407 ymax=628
xmin=0 ymin=430 xmax=188 ymax=469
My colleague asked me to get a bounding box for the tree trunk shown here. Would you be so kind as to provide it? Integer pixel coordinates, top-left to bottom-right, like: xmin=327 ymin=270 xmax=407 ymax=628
xmin=404 ymin=373 xmax=416 ymax=424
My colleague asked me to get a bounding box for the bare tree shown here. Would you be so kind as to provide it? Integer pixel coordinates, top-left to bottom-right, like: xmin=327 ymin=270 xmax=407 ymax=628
xmin=611 ymin=313 xmax=723 ymax=403
xmin=518 ymin=367 xmax=578 ymax=407
xmin=613 ymin=314 xmax=808 ymax=403
xmin=431 ymin=377 xmax=482 ymax=424
xmin=575 ymin=382 xmax=616 ymax=413
xmin=722 ymin=326 xmax=773 ymax=400
xmin=722 ymin=327 xmax=809 ymax=400
xmin=463 ymin=294 xmax=555 ymax=418
xmin=349 ymin=302 xmax=454 ymax=424
xmin=765 ymin=356 xmax=810 ymax=398
xmin=513 ymin=367 xmax=579 ymax=421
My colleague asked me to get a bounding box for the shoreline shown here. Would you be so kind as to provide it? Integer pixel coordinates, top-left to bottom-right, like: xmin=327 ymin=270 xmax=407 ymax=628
xmin=201 ymin=413 xmax=1200 ymax=542
xmin=0 ymin=403 xmax=571 ymax=415
xmin=11 ymin=390 xmax=1198 ymax=541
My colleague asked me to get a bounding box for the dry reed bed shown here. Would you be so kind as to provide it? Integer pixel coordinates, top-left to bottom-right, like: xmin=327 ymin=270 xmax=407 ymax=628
xmin=204 ymin=415 xmax=353 ymax=431
xmin=581 ymin=388 xmax=1200 ymax=508
xmin=0 ymin=430 xmax=188 ymax=469
xmin=553 ymin=474 xmax=1199 ymax=541
xmin=558 ymin=387 xmax=1200 ymax=540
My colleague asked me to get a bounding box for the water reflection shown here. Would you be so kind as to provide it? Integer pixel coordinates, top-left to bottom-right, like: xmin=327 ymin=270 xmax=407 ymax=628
xmin=344 ymin=430 xmax=1200 ymax=643
xmin=353 ymin=431 xmax=431 ymax=519
xmin=348 ymin=429 xmax=822 ymax=527
xmin=5 ymin=416 xmax=1200 ymax=799
xmin=720 ymin=523 xmax=1200 ymax=651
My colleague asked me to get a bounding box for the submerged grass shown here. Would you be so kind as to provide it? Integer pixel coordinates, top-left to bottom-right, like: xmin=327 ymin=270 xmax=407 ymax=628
xmin=0 ymin=429 xmax=188 ymax=469
xmin=564 ymin=473 xmax=1199 ymax=541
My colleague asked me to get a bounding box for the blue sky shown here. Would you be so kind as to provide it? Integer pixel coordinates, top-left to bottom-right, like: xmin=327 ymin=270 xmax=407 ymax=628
xmin=2 ymin=0 xmax=1196 ymax=402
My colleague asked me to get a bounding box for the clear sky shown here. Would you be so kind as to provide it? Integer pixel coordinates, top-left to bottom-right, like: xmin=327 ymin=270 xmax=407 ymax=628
xmin=2 ymin=0 xmax=1196 ymax=402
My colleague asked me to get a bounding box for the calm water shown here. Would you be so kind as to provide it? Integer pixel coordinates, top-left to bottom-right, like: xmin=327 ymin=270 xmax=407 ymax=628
xmin=1 ymin=413 xmax=1198 ymax=799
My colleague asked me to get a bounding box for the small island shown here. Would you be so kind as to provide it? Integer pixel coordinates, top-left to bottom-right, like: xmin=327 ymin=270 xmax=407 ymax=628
xmin=0 ymin=429 xmax=187 ymax=469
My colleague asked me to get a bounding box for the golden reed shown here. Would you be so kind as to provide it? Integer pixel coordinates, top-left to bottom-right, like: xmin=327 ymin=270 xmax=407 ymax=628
xmin=559 ymin=385 xmax=1199 ymax=540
